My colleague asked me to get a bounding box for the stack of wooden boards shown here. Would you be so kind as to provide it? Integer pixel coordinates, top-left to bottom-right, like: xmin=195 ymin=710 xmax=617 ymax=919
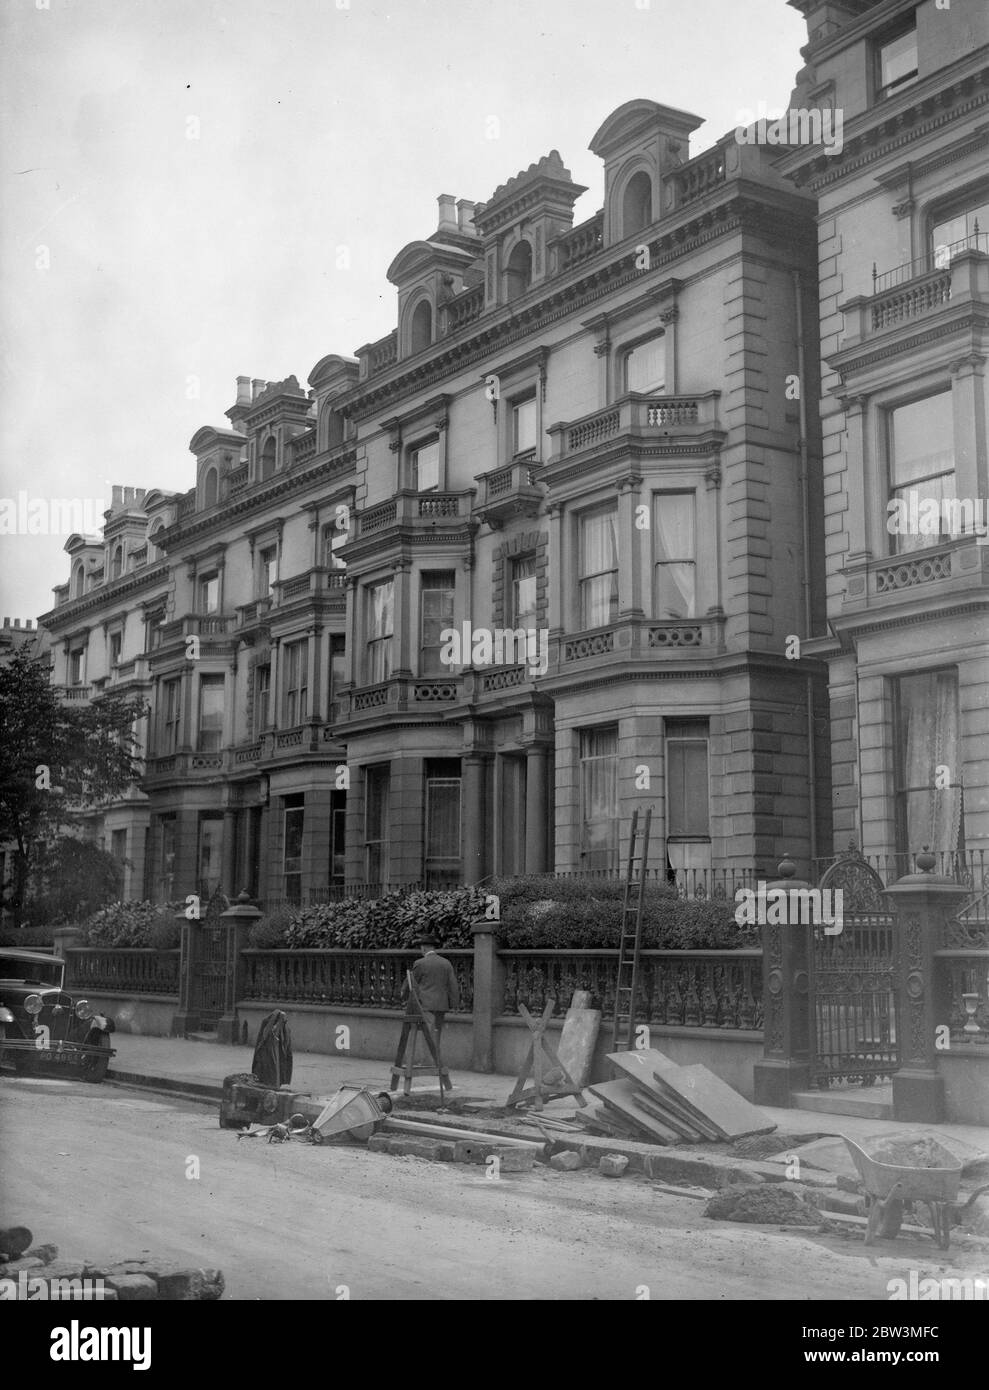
xmin=582 ymin=1048 xmax=776 ymax=1145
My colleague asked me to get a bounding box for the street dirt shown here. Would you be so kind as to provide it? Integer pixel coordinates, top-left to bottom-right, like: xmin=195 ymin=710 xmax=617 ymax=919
xmin=2 ymin=1075 xmax=987 ymax=1300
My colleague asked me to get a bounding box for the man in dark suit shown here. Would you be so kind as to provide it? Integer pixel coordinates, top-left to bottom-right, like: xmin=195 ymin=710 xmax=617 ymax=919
xmin=405 ymin=935 xmax=459 ymax=1090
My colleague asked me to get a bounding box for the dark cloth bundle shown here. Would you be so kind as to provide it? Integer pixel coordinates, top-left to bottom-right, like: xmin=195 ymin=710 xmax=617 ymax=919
xmin=251 ymin=1009 xmax=293 ymax=1088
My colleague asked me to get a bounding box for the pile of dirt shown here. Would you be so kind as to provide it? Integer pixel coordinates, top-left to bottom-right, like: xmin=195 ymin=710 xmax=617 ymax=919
xmin=867 ymin=1136 xmax=956 ymax=1169
xmin=731 ymin=1132 xmax=826 ymax=1160
xmin=705 ymin=1184 xmax=822 ymax=1226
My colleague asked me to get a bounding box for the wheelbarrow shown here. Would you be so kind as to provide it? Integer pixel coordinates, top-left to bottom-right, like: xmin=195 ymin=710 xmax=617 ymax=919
xmin=843 ymin=1135 xmax=962 ymax=1250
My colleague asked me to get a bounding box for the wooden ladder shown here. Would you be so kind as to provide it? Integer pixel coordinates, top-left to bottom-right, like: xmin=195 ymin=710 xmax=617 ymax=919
xmin=610 ymin=807 xmax=652 ymax=1052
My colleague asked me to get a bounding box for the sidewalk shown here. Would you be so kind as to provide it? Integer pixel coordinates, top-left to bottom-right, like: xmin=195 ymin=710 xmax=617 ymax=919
xmin=105 ymin=1033 xmax=989 ymax=1155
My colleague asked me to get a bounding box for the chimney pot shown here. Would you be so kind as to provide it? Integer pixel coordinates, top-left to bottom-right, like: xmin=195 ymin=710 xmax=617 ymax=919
xmin=437 ymin=194 xmax=458 ymax=232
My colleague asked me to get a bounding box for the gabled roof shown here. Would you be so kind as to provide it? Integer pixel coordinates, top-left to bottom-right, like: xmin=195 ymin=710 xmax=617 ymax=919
xmin=589 ymin=100 xmax=703 ymax=160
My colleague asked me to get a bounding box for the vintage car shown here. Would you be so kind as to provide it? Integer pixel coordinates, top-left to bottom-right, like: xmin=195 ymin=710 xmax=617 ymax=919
xmin=0 ymin=948 xmax=115 ymax=1082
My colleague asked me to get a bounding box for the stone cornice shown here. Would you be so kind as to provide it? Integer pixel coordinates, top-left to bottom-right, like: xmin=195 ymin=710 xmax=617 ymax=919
xmin=158 ymin=450 xmax=358 ymax=551
xmin=779 ymin=63 xmax=989 ymax=192
xmin=39 ymin=564 xmax=171 ymax=632
xmin=339 ymin=195 xmax=814 ymax=423
xmin=827 ymin=304 xmax=989 ymax=379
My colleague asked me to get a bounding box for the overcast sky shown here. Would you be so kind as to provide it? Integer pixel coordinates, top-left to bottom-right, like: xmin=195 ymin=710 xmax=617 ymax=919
xmin=0 ymin=0 xmax=805 ymax=621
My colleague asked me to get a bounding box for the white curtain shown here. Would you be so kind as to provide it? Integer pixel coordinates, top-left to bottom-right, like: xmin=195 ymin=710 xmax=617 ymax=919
xmin=900 ymin=671 xmax=960 ymax=854
xmin=580 ymin=508 xmax=618 ymax=628
xmin=654 ymin=494 xmax=696 ymax=618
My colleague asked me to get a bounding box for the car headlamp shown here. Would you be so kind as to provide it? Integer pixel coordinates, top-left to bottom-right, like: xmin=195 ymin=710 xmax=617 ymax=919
xmin=75 ymin=1000 xmax=93 ymax=1022
xmin=24 ymin=993 xmax=43 ymax=1016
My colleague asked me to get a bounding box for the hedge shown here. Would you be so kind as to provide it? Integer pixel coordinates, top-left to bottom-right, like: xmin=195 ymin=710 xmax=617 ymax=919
xmin=247 ymin=877 xmax=753 ymax=951
xmin=79 ymin=901 xmax=183 ymax=950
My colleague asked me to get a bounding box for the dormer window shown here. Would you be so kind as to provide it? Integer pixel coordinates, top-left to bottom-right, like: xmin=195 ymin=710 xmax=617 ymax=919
xmin=411 ymin=438 xmax=440 ymax=493
xmin=72 ymin=564 xmax=85 ymax=600
xmin=875 ymin=16 xmax=918 ymax=100
xmin=202 ymin=467 xmax=218 ymax=508
xmin=410 ymin=299 xmax=433 ymax=354
xmin=505 ymin=240 xmax=533 ymax=303
xmin=621 ymin=171 xmax=653 ymax=238
xmin=260 ymin=437 xmax=276 ymax=481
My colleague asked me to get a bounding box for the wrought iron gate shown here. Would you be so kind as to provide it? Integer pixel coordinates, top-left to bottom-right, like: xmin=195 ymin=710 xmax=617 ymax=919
xmin=190 ymin=888 xmax=230 ymax=1030
xmin=808 ymin=850 xmax=900 ymax=1087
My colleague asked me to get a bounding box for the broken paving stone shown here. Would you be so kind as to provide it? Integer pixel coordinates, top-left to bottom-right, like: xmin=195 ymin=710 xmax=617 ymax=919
xmin=489 ymin=1146 xmax=534 ymax=1173
xmin=155 ymin=1269 xmax=209 ymax=1300
xmin=104 ymin=1274 xmax=158 ymax=1300
xmin=550 ymin=1150 xmax=583 ymax=1172
xmin=599 ymin=1154 xmax=629 ymax=1178
xmin=705 ymin=1183 xmax=822 ymax=1226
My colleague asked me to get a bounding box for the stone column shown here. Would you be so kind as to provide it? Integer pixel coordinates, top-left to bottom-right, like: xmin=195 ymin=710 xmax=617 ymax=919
xmin=216 ymin=892 xmax=264 ymax=1046
xmin=171 ymin=907 xmax=198 ymax=1037
xmin=840 ymin=394 xmax=871 ymax=562
xmin=471 ymin=917 xmax=505 ymax=1073
xmin=524 ymin=746 xmax=549 ymax=874
xmin=949 ymin=350 xmax=986 ymax=509
xmin=617 ymin=474 xmax=644 ymax=619
xmin=393 ymin=559 xmax=412 ymax=678
xmin=884 ymin=855 xmax=969 ymax=1123
xmin=752 ymin=859 xmax=812 ymax=1106
xmin=221 ymin=810 xmax=238 ymax=897
xmin=461 ymin=754 xmax=489 ymax=884
xmin=52 ymin=926 xmax=81 ymax=989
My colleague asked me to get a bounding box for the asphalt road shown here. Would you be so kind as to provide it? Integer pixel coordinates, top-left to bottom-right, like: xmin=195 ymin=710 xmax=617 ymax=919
xmin=2 ymin=1074 xmax=985 ymax=1301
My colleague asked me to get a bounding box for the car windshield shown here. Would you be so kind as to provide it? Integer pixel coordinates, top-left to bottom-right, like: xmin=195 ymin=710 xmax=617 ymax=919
xmin=0 ymin=958 xmax=64 ymax=988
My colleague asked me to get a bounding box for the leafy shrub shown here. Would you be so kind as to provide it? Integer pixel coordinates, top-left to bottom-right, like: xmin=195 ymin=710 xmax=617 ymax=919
xmin=489 ymin=875 xmax=752 ymax=950
xmin=248 ymin=909 xmax=295 ymax=949
xmin=0 ymin=922 xmax=54 ymax=947
xmin=281 ymin=886 xmax=489 ymax=950
xmin=80 ymin=901 xmax=183 ymax=948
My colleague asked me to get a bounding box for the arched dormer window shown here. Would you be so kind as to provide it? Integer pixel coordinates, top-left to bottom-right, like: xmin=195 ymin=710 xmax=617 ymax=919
xmin=410 ymin=299 xmax=433 ymax=354
xmin=149 ymin=522 xmax=165 ymax=559
xmin=321 ymin=405 xmax=345 ymax=451
xmin=110 ymin=545 xmax=123 ymax=579
xmin=73 ymin=564 xmax=85 ymax=599
xmin=505 ymin=240 xmax=532 ymax=303
xmin=260 ymin=437 xmax=276 ymax=481
xmin=622 ymin=171 xmax=653 ymax=238
xmin=202 ymin=467 xmax=218 ymax=508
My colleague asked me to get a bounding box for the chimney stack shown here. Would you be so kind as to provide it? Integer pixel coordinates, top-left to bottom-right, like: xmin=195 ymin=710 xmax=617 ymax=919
xmin=112 ymin=485 xmax=123 ymax=508
xmin=437 ymin=194 xmax=458 ymax=234
xmin=457 ymin=199 xmax=477 ymax=234
xmin=236 ymin=375 xmax=252 ymax=405
xmin=252 ymin=378 xmax=267 ymax=401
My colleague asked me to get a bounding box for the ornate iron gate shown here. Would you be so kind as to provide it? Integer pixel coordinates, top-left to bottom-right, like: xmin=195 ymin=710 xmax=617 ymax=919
xmin=191 ymin=888 xmax=230 ymax=1030
xmin=809 ymin=849 xmax=900 ymax=1087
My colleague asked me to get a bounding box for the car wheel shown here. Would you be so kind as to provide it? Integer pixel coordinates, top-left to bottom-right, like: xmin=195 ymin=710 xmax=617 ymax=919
xmin=80 ymin=1030 xmax=111 ymax=1083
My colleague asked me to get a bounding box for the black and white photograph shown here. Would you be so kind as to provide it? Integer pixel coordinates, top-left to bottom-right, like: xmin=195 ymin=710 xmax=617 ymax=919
xmin=1 ymin=0 xmax=987 ymax=1348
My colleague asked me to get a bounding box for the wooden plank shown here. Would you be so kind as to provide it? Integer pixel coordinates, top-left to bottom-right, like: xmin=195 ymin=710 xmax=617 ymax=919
xmin=382 ymin=1118 xmax=544 ymax=1151
xmin=588 ymin=1080 xmax=680 ymax=1145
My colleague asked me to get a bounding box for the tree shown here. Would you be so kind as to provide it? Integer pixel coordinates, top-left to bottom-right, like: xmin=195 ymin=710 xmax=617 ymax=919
xmin=24 ymin=837 xmax=124 ymax=926
xmin=0 ymin=644 xmax=146 ymax=928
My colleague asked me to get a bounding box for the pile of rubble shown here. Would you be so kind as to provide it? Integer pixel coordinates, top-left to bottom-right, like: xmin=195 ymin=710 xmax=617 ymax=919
xmin=0 ymin=1227 xmax=224 ymax=1300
